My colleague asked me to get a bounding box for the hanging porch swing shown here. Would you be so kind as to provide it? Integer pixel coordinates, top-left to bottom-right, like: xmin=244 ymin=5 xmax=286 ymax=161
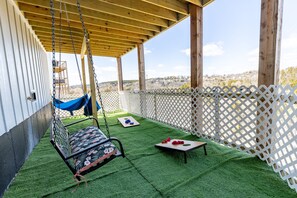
xmin=50 ymin=0 xmax=125 ymax=179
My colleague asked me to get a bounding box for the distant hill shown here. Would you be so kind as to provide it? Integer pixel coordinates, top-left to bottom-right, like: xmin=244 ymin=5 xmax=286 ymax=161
xmin=68 ymin=67 xmax=297 ymax=93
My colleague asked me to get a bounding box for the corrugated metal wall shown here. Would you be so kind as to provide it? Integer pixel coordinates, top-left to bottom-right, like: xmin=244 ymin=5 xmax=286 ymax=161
xmin=0 ymin=0 xmax=50 ymax=136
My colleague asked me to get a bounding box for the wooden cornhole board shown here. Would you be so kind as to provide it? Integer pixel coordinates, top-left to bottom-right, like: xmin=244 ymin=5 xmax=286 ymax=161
xmin=117 ymin=116 xmax=140 ymax=128
xmin=155 ymin=139 xmax=207 ymax=163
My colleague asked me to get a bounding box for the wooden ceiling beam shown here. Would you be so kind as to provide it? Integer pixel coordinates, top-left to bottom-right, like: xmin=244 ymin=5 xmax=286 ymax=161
xmin=44 ymin=48 xmax=121 ymax=57
xmin=98 ymin=0 xmax=178 ymax=21
xmin=41 ymin=42 xmax=130 ymax=52
xmin=31 ymin=25 xmax=143 ymax=43
xmin=17 ymin=0 xmax=160 ymax=32
xmin=17 ymin=0 xmax=168 ymax=27
xmin=25 ymin=14 xmax=149 ymax=40
xmin=141 ymin=0 xmax=188 ymax=15
xmin=185 ymin=0 xmax=214 ymax=7
xmin=185 ymin=0 xmax=202 ymax=7
xmin=18 ymin=3 xmax=156 ymax=36
xmin=38 ymin=35 xmax=136 ymax=48
xmin=43 ymin=47 xmax=127 ymax=56
xmin=56 ymin=0 xmax=168 ymax=27
xmin=35 ymin=31 xmax=138 ymax=46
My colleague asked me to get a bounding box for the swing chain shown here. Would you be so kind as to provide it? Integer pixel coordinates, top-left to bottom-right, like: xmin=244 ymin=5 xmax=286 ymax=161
xmin=76 ymin=0 xmax=110 ymax=138
xmin=50 ymin=0 xmax=57 ymax=135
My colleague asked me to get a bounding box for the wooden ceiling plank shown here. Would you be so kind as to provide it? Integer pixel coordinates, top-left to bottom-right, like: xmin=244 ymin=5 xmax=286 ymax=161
xmin=31 ymin=25 xmax=143 ymax=43
xmin=202 ymin=0 xmax=215 ymax=7
xmin=57 ymin=0 xmax=168 ymax=27
xmin=36 ymin=31 xmax=138 ymax=46
xmin=185 ymin=0 xmax=203 ymax=7
xmin=42 ymin=42 xmax=130 ymax=51
xmin=17 ymin=0 xmax=168 ymax=27
xmin=25 ymin=14 xmax=149 ymax=40
xmin=18 ymin=3 xmax=156 ymax=36
xmin=141 ymin=0 xmax=188 ymax=15
xmin=46 ymin=49 xmax=120 ymax=57
xmin=17 ymin=0 xmax=160 ymax=32
xmin=39 ymin=35 xmax=136 ymax=48
xmin=98 ymin=0 xmax=177 ymax=21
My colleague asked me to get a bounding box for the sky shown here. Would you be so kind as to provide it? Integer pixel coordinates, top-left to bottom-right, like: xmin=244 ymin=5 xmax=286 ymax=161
xmin=48 ymin=0 xmax=297 ymax=86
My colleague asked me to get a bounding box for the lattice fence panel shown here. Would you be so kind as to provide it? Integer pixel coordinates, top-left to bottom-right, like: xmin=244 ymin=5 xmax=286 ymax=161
xmin=55 ymin=91 xmax=120 ymax=118
xmin=55 ymin=93 xmax=84 ymax=118
xmin=128 ymin=92 xmax=141 ymax=115
xmin=124 ymin=85 xmax=297 ymax=192
xmin=100 ymin=91 xmax=120 ymax=112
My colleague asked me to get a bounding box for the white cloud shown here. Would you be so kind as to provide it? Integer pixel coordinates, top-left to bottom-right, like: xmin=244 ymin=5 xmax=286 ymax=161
xmin=181 ymin=42 xmax=224 ymax=57
xmin=282 ymin=35 xmax=297 ymax=49
xmin=203 ymin=42 xmax=224 ymax=57
xmin=157 ymin=64 xmax=164 ymax=67
xmin=94 ymin=66 xmax=117 ymax=76
xmin=144 ymin=48 xmax=152 ymax=55
xmin=281 ymin=34 xmax=297 ymax=68
xmin=181 ymin=48 xmax=190 ymax=56
xmin=247 ymin=48 xmax=259 ymax=66
xmin=174 ymin=65 xmax=188 ymax=71
xmin=247 ymin=34 xmax=297 ymax=69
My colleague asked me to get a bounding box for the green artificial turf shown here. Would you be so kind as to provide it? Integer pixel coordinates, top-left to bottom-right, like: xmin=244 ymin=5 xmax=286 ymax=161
xmin=3 ymin=112 xmax=296 ymax=198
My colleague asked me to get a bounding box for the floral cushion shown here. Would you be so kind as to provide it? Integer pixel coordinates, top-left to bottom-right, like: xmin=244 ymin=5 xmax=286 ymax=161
xmin=69 ymin=126 xmax=117 ymax=174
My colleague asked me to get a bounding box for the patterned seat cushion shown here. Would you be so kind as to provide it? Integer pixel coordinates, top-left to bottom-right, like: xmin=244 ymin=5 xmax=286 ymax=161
xmin=69 ymin=126 xmax=117 ymax=174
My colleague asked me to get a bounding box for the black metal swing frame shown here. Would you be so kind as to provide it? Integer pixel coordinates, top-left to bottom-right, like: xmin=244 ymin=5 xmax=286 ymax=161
xmin=50 ymin=117 xmax=125 ymax=178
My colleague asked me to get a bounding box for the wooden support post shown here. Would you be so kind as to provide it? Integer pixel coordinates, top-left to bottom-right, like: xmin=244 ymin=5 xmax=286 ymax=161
xmin=81 ymin=56 xmax=87 ymax=93
xmin=117 ymin=57 xmax=124 ymax=91
xmin=258 ymin=0 xmax=283 ymax=86
xmin=87 ymin=54 xmax=98 ymax=124
xmin=190 ymin=4 xmax=203 ymax=88
xmin=83 ymin=35 xmax=98 ymax=124
xmin=190 ymin=4 xmax=203 ymax=135
xmin=137 ymin=43 xmax=146 ymax=117
xmin=137 ymin=43 xmax=146 ymax=91
xmin=257 ymin=0 xmax=283 ymax=157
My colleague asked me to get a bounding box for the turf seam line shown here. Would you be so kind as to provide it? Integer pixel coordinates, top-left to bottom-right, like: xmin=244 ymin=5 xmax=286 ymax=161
xmin=125 ymin=156 xmax=164 ymax=197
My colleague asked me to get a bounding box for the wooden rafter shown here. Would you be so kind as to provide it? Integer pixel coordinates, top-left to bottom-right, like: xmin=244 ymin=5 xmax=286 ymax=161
xmin=15 ymin=0 xmax=213 ymax=57
xmin=19 ymin=4 xmax=156 ymax=36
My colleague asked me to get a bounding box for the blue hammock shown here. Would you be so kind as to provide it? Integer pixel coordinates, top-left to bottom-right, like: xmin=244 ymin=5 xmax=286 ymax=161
xmin=83 ymin=96 xmax=101 ymax=116
xmin=53 ymin=94 xmax=101 ymax=116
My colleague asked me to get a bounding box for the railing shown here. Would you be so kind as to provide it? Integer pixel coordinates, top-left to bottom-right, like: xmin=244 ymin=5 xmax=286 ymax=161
xmin=55 ymin=85 xmax=297 ymax=192
xmin=120 ymin=85 xmax=297 ymax=192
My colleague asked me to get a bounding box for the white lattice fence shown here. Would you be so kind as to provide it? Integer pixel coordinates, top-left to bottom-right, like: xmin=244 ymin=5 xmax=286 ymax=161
xmin=121 ymin=85 xmax=297 ymax=191
xmin=56 ymin=91 xmax=120 ymax=118
xmin=100 ymin=91 xmax=120 ymax=112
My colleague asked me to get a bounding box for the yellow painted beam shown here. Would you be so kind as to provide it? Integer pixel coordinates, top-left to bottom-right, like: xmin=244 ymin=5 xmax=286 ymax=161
xmin=81 ymin=56 xmax=87 ymax=93
xmin=81 ymin=36 xmax=87 ymax=57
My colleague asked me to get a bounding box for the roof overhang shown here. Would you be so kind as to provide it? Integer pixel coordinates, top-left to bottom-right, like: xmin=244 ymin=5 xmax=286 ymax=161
xmin=15 ymin=0 xmax=214 ymax=57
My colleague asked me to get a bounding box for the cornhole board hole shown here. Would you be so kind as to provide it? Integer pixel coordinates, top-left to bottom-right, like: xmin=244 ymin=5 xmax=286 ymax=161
xmin=118 ymin=116 xmax=140 ymax=128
